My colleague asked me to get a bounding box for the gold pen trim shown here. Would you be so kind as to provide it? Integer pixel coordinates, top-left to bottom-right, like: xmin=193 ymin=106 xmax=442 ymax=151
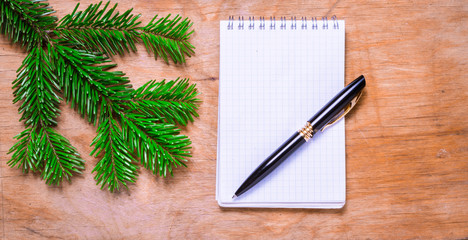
xmin=321 ymin=90 xmax=363 ymax=132
xmin=298 ymin=122 xmax=314 ymax=142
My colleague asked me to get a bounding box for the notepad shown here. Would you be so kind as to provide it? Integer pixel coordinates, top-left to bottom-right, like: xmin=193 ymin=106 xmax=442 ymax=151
xmin=216 ymin=17 xmax=346 ymax=208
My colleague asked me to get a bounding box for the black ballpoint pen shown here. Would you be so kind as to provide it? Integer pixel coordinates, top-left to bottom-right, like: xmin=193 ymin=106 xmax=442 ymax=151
xmin=232 ymin=75 xmax=366 ymax=199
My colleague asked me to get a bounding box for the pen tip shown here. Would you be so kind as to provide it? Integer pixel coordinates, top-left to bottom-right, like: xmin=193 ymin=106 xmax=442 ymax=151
xmin=232 ymin=194 xmax=238 ymax=200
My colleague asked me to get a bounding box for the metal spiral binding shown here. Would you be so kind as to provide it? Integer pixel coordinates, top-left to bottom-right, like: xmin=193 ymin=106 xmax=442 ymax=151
xmin=312 ymin=17 xmax=318 ymax=30
xmin=291 ymin=16 xmax=297 ymax=30
xmin=259 ymin=16 xmax=265 ymax=30
xmin=280 ymin=16 xmax=286 ymax=30
xmin=227 ymin=16 xmax=234 ymax=30
xmin=322 ymin=17 xmax=328 ymax=29
xmin=226 ymin=16 xmax=339 ymax=30
xmin=331 ymin=15 xmax=339 ymax=29
xmin=238 ymin=16 xmax=244 ymax=30
xmin=249 ymin=16 xmax=255 ymax=30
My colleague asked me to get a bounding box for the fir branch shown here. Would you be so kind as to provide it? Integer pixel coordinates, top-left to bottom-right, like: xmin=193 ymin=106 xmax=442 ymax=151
xmin=12 ymin=44 xmax=60 ymax=127
xmin=0 ymin=0 xmax=57 ymax=49
xmin=8 ymin=127 xmax=40 ymax=173
xmin=53 ymin=42 xmax=132 ymax=124
xmin=8 ymin=44 xmax=85 ymax=184
xmin=3 ymin=0 xmax=199 ymax=192
xmin=139 ymin=14 xmax=195 ymax=63
xmin=55 ymin=1 xmax=195 ymax=63
xmin=55 ymin=1 xmax=141 ymax=55
xmin=54 ymin=43 xmax=139 ymax=191
xmin=37 ymin=126 xmax=85 ymax=185
xmin=91 ymin=100 xmax=138 ymax=192
xmin=127 ymin=78 xmax=200 ymax=126
xmin=120 ymin=112 xmax=191 ymax=177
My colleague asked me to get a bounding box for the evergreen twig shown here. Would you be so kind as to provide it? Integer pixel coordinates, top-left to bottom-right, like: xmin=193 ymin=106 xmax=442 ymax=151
xmin=0 ymin=0 xmax=57 ymax=49
xmin=2 ymin=0 xmax=199 ymax=192
xmin=91 ymin=100 xmax=138 ymax=192
xmin=55 ymin=1 xmax=195 ymax=63
xmin=8 ymin=44 xmax=85 ymax=183
xmin=127 ymin=78 xmax=200 ymax=126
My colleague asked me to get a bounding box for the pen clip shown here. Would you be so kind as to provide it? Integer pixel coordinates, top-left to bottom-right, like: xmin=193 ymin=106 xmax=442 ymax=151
xmin=321 ymin=90 xmax=363 ymax=132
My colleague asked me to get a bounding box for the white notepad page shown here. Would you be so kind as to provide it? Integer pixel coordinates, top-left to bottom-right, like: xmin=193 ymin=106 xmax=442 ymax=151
xmin=217 ymin=19 xmax=345 ymax=208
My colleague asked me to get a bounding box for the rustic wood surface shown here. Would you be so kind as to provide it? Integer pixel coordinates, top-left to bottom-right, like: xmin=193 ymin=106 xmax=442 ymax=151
xmin=0 ymin=0 xmax=467 ymax=239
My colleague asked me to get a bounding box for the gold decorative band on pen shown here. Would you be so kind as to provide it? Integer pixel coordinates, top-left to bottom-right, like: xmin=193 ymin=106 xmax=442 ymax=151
xmin=298 ymin=122 xmax=314 ymax=141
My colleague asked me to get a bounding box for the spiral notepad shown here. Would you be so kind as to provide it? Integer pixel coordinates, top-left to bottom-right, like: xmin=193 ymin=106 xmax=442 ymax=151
xmin=217 ymin=17 xmax=346 ymax=208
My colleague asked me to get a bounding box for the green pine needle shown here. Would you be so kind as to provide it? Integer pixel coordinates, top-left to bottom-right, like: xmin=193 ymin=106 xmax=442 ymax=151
xmin=140 ymin=14 xmax=195 ymax=63
xmin=3 ymin=0 xmax=199 ymax=192
xmin=121 ymin=112 xmax=191 ymax=177
xmin=91 ymin=101 xmax=138 ymax=192
xmin=8 ymin=125 xmax=85 ymax=185
xmin=55 ymin=1 xmax=195 ymax=63
xmin=12 ymin=44 xmax=61 ymax=127
xmin=127 ymin=78 xmax=200 ymax=126
xmin=53 ymin=42 xmax=133 ymax=124
xmin=39 ymin=127 xmax=85 ymax=185
xmin=8 ymin=127 xmax=41 ymax=173
xmin=9 ymin=44 xmax=85 ymax=185
xmin=0 ymin=0 xmax=57 ymax=50
xmin=55 ymin=1 xmax=141 ymax=56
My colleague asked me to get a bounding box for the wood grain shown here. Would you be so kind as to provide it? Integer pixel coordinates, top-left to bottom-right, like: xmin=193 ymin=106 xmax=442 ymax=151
xmin=0 ymin=0 xmax=467 ymax=239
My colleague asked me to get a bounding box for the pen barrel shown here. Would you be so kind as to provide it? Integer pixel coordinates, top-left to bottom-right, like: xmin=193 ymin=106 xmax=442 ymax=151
xmin=234 ymin=132 xmax=306 ymax=197
xmin=308 ymin=75 xmax=366 ymax=132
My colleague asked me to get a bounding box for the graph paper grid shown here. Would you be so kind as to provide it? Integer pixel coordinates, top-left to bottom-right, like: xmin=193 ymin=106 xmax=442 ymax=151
xmin=217 ymin=19 xmax=346 ymax=208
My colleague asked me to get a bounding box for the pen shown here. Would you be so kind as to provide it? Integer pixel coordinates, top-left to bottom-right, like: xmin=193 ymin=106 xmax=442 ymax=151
xmin=232 ymin=75 xmax=366 ymax=199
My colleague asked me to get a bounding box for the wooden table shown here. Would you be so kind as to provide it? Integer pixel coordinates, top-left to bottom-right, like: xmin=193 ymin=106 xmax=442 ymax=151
xmin=0 ymin=0 xmax=467 ymax=239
